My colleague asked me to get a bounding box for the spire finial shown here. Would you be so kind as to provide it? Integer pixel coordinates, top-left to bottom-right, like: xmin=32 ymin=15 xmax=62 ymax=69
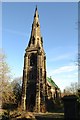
xmin=36 ymin=5 xmax=37 ymax=11
xmin=34 ymin=5 xmax=39 ymax=18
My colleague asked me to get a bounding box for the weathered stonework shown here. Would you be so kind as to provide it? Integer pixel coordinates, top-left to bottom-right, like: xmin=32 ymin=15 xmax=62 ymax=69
xmin=21 ymin=7 xmax=61 ymax=113
xmin=21 ymin=7 xmax=47 ymax=112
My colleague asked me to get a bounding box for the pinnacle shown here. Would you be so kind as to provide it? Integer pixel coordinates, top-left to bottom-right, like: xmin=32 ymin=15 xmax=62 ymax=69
xmin=34 ymin=5 xmax=39 ymax=18
xmin=35 ymin=5 xmax=37 ymax=11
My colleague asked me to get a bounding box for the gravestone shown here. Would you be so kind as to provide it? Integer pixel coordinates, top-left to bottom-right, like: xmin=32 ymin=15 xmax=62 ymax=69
xmin=62 ymin=95 xmax=78 ymax=119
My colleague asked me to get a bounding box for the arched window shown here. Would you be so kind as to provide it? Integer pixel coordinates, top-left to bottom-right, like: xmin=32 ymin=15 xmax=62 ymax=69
xmin=30 ymin=53 xmax=37 ymax=66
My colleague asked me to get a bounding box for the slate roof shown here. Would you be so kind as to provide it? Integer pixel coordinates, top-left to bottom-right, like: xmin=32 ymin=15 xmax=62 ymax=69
xmin=47 ymin=77 xmax=60 ymax=89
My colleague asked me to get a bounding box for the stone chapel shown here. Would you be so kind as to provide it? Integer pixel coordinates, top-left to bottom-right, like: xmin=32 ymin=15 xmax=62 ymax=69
xmin=21 ymin=6 xmax=61 ymax=113
xmin=21 ymin=6 xmax=47 ymax=112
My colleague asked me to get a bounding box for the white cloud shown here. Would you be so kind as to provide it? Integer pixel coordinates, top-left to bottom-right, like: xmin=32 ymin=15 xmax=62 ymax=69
xmin=49 ymin=64 xmax=78 ymax=75
xmin=47 ymin=64 xmax=78 ymax=91
xmin=48 ymin=53 xmax=72 ymax=62
xmin=52 ymin=77 xmax=78 ymax=92
xmin=3 ymin=28 xmax=27 ymax=36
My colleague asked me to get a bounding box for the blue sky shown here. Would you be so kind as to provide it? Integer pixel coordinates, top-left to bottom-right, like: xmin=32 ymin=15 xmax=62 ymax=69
xmin=2 ymin=2 xmax=78 ymax=91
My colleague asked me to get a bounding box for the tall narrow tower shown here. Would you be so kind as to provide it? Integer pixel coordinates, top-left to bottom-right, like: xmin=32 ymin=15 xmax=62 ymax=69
xmin=21 ymin=6 xmax=47 ymax=112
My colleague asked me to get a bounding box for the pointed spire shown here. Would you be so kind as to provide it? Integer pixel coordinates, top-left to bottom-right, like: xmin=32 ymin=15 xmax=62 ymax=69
xmin=34 ymin=5 xmax=39 ymax=18
xmin=27 ymin=6 xmax=43 ymax=49
xmin=35 ymin=5 xmax=37 ymax=11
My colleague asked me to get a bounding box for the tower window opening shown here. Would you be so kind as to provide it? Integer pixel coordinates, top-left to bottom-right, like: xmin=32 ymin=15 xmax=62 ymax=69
xmin=32 ymin=36 xmax=35 ymax=44
xmin=40 ymin=68 xmax=42 ymax=77
xmin=30 ymin=53 xmax=37 ymax=66
xmin=37 ymin=38 xmax=39 ymax=40
xmin=36 ymin=22 xmax=39 ymax=27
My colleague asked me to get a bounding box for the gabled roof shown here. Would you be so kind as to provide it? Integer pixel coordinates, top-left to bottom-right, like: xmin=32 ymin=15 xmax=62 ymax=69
xmin=47 ymin=77 xmax=59 ymax=89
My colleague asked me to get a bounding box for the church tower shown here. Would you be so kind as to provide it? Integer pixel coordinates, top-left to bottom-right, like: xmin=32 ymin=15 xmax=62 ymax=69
xmin=21 ymin=6 xmax=47 ymax=112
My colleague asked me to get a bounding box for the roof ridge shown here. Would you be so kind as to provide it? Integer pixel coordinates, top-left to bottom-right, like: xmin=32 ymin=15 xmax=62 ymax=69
xmin=47 ymin=77 xmax=59 ymax=89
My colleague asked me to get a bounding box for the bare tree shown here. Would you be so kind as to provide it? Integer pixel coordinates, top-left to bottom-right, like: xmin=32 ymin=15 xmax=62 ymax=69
xmin=64 ymin=82 xmax=79 ymax=95
xmin=0 ymin=50 xmax=15 ymax=107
